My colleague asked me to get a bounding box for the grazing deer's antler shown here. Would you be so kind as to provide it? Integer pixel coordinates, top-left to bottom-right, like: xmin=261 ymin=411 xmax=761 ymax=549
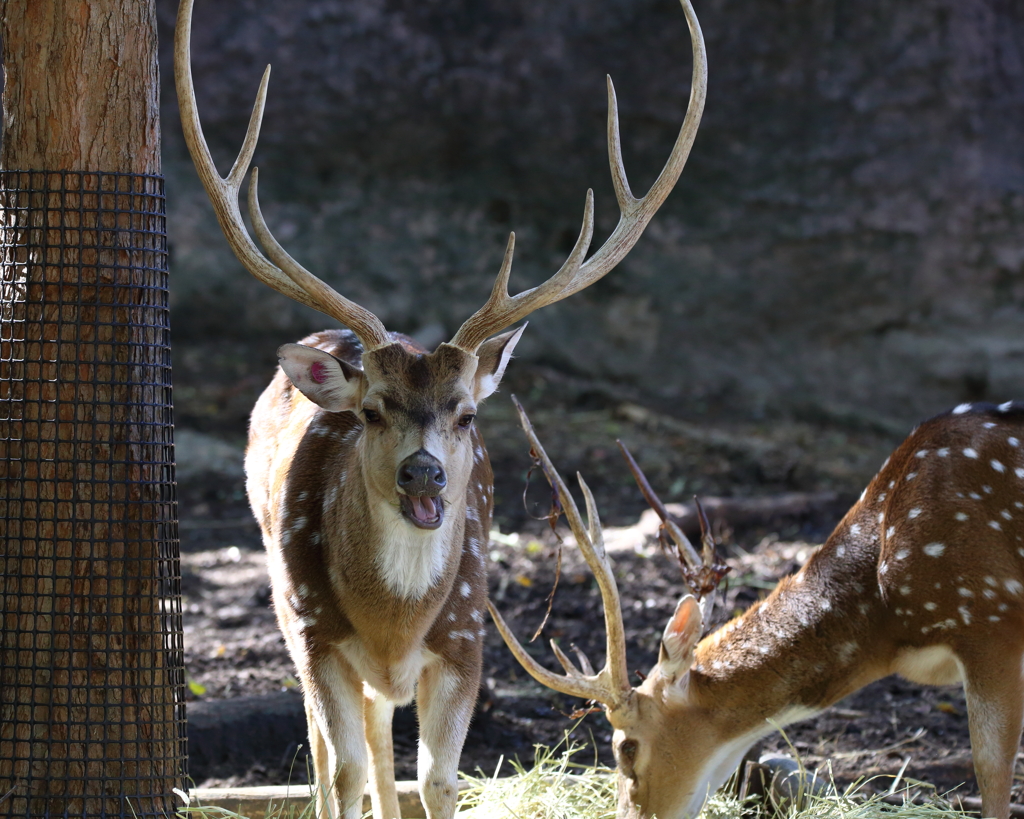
xmin=617 ymin=441 xmax=730 ymax=619
xmin=487 ymin=397 xmax=633 ymax=709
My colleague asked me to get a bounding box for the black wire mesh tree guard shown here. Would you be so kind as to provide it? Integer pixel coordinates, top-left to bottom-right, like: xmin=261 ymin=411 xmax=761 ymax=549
xmin=0 ymin=171 xmax=186 ymax=818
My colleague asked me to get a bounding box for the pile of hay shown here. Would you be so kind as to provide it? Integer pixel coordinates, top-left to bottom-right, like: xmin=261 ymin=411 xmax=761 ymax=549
xmin=456 ymin=742 xmax=974 ymax=819
xmin=177 ymin=742 xmax=978 ymax=819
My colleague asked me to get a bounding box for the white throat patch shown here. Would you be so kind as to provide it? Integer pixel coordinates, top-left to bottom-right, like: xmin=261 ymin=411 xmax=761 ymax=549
xmin=373 ymin=501 xmax=455 ymax=599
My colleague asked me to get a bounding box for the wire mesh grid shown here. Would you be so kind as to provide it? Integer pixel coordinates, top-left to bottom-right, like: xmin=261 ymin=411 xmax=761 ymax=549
xmin=0 ymin=171 xmax=186 ymax=818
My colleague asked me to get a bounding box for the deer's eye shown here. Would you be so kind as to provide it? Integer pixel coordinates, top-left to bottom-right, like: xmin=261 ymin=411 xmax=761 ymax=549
xmin=457 ymin=413 xmax=476 ymax=429
xmin=619 ymin=739 xmax=638 ymax=763
xmin=363 ymin=408 xmax=382 ymax=424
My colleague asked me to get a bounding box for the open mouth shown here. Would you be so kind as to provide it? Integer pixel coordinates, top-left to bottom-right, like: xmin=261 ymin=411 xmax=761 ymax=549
xmin=399 ymin=493 xmax=444 ymax=530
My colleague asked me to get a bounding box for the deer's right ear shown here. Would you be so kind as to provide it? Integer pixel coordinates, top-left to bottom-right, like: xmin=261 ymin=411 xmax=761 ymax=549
xmin=473 ymin=324 xmax=527 ymax=401
xmin=658 ymin=595 xmax=703 ymax=681
xmin=278 ymin=343 xmax=364 ymax=412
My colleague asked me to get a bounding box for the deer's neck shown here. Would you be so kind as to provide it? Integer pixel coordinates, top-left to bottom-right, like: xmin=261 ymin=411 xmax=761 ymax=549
xmin=691 ymin=548 xmax=888 ymax=731
xmin=327 ymin=448 xmax=467 ymax=603
xmin=367 ymin=497 xmax=465 ymax=600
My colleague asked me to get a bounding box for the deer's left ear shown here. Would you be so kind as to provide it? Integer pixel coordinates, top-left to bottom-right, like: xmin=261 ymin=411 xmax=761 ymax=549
xmin=658 ymin=595 xmax=703 ymax=682
xmin=473 ymin=324 xmax=527 ymax=401
xmin=278 ymin=343 xmax=364 ymax=412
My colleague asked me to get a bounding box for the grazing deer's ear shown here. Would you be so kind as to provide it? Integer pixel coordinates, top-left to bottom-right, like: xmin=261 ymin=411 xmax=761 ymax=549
xmin=659 ymin=595 xmax=703 ymax=681
xmin=278 ymin=343 xmax=364 ymax=412
xmin=473 ymin=324 xmax=527 ymax=401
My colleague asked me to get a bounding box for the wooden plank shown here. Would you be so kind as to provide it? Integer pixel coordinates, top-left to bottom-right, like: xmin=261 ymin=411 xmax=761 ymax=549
xmin=189 ymin=780 xmax=471 ymax=819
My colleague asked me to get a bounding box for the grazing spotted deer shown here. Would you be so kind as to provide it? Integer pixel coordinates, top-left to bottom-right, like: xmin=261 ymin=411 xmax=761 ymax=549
xmin=174 ymin=0 xmax=707 ymax=816
xmin=491 ymin=401 xmax=1024 ymax=819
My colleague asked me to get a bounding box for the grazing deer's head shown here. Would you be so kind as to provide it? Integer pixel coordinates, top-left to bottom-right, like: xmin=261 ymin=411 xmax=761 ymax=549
xmin=489 ymin=399 xmax=728 ymax=819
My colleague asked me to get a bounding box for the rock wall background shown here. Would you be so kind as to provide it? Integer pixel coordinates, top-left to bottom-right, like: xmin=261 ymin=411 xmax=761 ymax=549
xmin=158 ymin=0 xmax=1024 ymax=431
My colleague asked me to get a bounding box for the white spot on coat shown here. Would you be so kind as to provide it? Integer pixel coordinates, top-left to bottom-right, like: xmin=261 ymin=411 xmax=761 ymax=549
xmin=964 ymin=448 xmax=979 ymax=459
xmin=992 ymin=460 xmax=1007 ymax=473
xmin=953 ymin=403 xmax=972 ymax=415
xmin=908 ymin=508 xmax=922 ymax=519
xmin=923 ymin=543 xmax=946 ymax=557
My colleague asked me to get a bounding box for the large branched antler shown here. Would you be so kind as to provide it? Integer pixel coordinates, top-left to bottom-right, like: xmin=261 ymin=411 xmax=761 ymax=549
xmin=450 ymin=0 xmax=707 ymax=353
xmin=487 ymin=398 xmax=632 ymax=709
xmin=174 ymin=0 xmax=391 ymax=351
xmin=177 ymin=0 xmax=705 ymax=357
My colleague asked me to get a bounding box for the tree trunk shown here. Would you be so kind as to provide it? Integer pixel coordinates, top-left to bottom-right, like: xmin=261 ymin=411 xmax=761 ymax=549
xmin=1 ymin=0 xmax=160 ymax=173
xmin=0 ymin=3 xmax=184 ymax=817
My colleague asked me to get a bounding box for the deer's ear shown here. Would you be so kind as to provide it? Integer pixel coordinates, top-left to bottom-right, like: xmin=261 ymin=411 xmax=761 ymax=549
xmin=658 ymin=595 xmax=703 ymax=681
xmin=473 ymin=324 xmax=526 ymax=401
xmin=278 ymin=343 xmax=364 ymax=412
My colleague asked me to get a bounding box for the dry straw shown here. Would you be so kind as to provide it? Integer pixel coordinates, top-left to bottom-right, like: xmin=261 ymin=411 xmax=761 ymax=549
xmin=175 ymin=741 xmax=978 ymax=819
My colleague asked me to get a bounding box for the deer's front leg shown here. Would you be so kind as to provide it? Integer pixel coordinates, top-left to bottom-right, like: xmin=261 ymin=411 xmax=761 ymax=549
xmin=304 ymin=647 xmax=368 ymax=819
xmin=364 ymin=686 xmax=399 ymax=819
xmin=961 ymin=643 xmax=1024 ymax=819
xmin=416 ymin=654 xmax=480 ymax=819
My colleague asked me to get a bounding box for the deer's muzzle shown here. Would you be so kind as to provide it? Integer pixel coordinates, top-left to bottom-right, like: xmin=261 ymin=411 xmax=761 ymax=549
xmin=397 ymin=450 xmax=446 ymax=529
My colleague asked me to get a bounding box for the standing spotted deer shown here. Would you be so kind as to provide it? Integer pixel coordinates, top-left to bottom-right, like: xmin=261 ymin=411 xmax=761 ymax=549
xmin=174 ymin=0 xmax=707 ymax=816
xmin=492 ymin=401 xmax=1024 ymax=819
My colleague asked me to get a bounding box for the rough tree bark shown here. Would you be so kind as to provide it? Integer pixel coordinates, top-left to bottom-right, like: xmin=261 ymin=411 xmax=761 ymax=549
xmin=0 ymin=2 xmax=184 ymax=817
xmin=1 ymin=0 xmax=160 ymax=173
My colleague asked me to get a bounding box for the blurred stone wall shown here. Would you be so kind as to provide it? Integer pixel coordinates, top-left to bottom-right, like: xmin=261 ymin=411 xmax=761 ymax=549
xmin=158 ymin=0 xmax=1024 ymax=429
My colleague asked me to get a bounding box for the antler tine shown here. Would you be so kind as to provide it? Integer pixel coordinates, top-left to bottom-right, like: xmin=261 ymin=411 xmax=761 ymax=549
xmin=486 ymin=602 xmax=600 ymax=702
xmin=617 ymin=440 xmax=701 ymax=570
xmin=487 ymin=397 xmax=632 ymax=708
xmin=573 ymin=644 xmax=597 ymax=677
xmin=450 ymin=191 xmax=595 ymax=353
xmin=246 ymin=171 xmax=391 ymax=348
xmin=548 ymin=640 xmax=599 ymax=679
xmin=449 ymin=0 xmax=707 ymax=354
xmin=551 ymin=640 xmax=586 ymax=678
xmin=174 ymin=0 xmax=390 ymax=351
xmin=575 ymin=471 xmax=629 ymax=691
xmin=694 ymin=495 xmax=717 ymax=567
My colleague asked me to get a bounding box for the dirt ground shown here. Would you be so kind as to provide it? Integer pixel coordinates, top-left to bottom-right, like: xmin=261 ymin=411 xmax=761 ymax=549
xmin=176 ymin=370 xmax=1022 ymax=803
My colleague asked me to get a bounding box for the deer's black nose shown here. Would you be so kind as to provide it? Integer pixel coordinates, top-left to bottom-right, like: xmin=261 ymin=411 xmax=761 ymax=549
xmin=397 ymin=449 xmax=447 ymax=497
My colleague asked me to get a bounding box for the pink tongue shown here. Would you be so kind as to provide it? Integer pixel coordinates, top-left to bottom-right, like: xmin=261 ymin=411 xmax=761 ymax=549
xmin=410 ymin=495 xmax=437 ymax=522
